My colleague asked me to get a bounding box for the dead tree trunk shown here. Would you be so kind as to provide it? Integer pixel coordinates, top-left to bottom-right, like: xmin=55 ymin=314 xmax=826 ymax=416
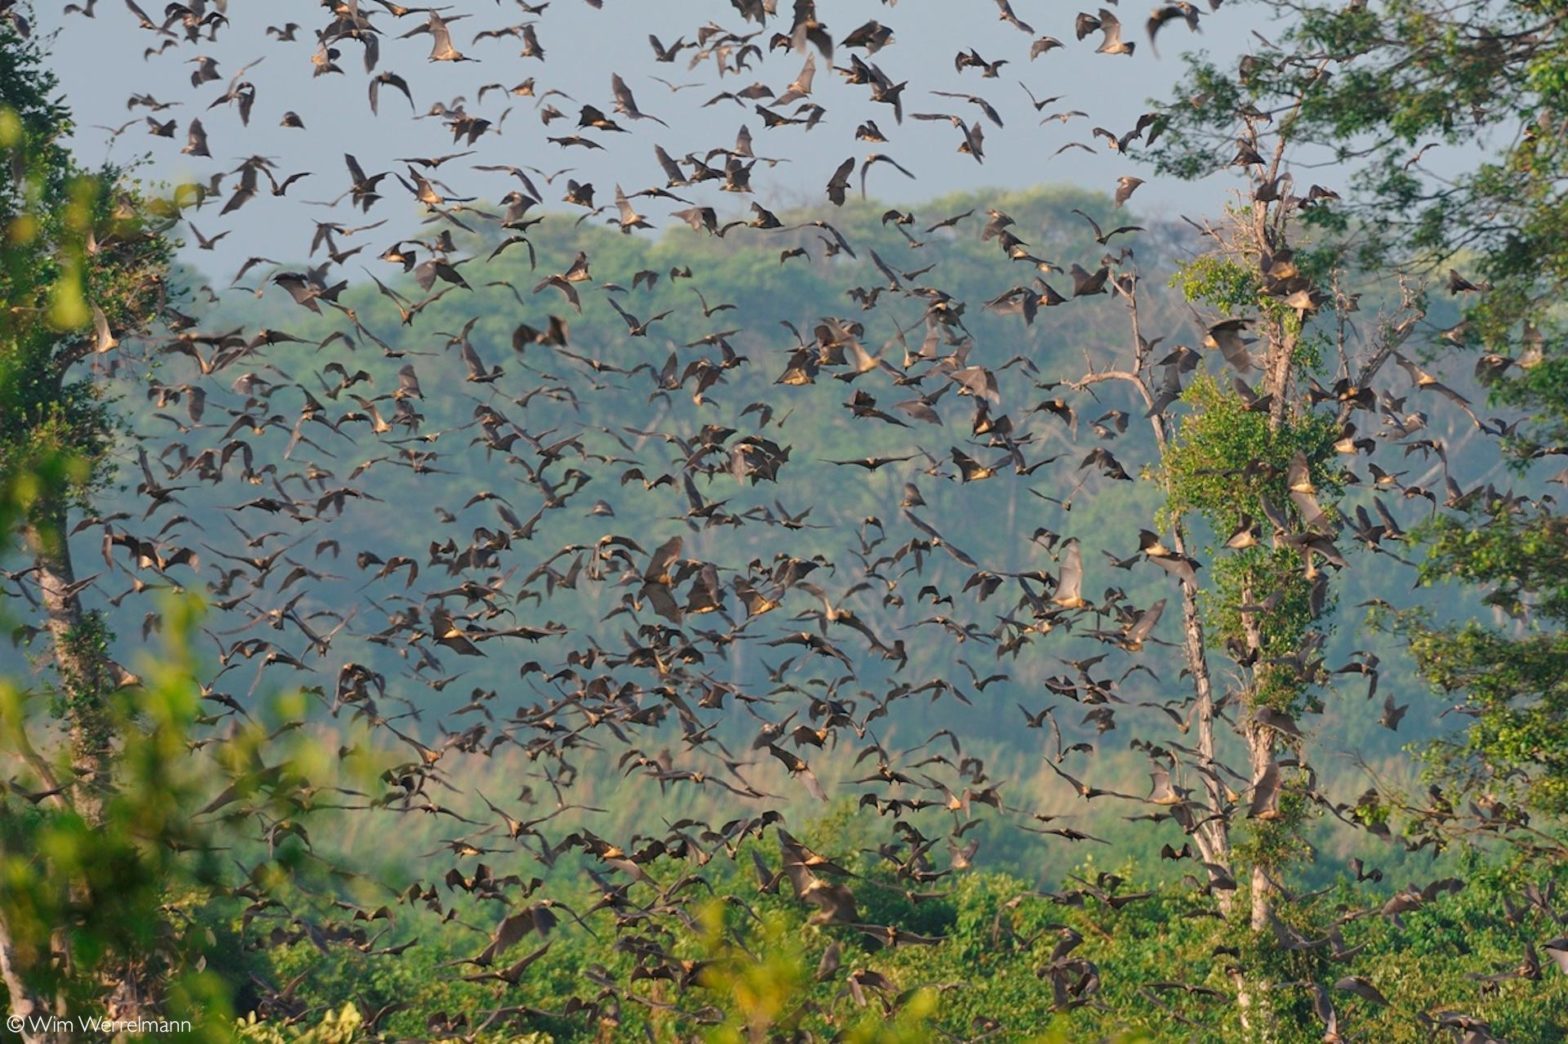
xmin=1075 ymin=279 xmax=1236 ymax=908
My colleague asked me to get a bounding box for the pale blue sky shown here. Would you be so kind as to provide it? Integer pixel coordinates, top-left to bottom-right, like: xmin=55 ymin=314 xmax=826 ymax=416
xmin=39 ymin=1 xmax=1291 ymax=275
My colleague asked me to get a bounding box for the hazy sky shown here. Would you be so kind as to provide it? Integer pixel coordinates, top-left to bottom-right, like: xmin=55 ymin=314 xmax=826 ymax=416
xmin=38 ymin=1 xmax=1284 ymax=278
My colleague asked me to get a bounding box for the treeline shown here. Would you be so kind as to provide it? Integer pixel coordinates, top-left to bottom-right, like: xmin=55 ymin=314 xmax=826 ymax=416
xmin=4 ymin=2 xmax=1568 ymax=1042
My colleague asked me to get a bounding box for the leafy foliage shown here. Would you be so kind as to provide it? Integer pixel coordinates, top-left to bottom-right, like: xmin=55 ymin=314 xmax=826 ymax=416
xmin=3 ymin=2 xmax=1568 ymax=1041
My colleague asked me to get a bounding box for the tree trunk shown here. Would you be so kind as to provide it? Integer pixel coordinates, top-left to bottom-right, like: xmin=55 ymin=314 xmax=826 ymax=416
xmin=1145 ymin=412 xmax=1233 ymax=908
xmin=19 ymin=507 xmax=158 ymax=1026
xmin=1247 ymin=723 xmax=1278 ymax=933
xmin=1168 ymin=522 xmax=1237 ymax=916
xmin=22 ymin=506 xmax=111 ymax=827
xmin=0 ymin=916 xmax=59 ymax=1044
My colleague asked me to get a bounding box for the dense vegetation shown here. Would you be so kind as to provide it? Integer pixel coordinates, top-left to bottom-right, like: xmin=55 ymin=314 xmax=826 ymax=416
xmin=3 ymin=1 xmax=1568 ymax=1041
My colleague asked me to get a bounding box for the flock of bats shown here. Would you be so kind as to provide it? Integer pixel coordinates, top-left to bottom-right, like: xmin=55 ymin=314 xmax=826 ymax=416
xmin=7 ymin=0 xmax=1566 ymax=1039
